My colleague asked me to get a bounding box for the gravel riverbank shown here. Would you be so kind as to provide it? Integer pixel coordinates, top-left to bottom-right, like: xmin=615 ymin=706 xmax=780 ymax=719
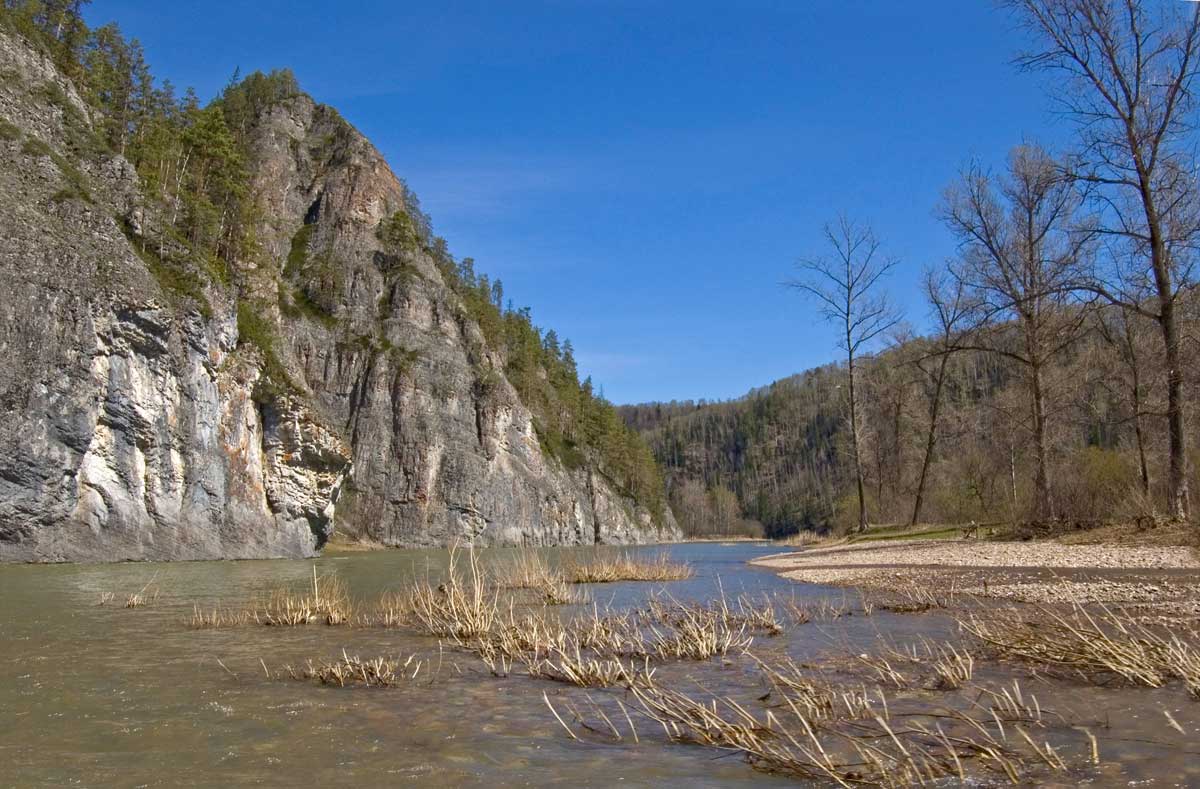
xmin=752 ymin=538 xmax=1200 ymax=618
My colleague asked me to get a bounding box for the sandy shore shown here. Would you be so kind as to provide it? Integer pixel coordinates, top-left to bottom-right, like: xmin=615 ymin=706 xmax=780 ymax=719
xmin=752 ymin=538 xmax=1200 ymax=618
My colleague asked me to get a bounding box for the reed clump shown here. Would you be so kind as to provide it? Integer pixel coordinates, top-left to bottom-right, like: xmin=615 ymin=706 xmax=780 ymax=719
xmin=959 ymin=601 xmax=1200 ymax=692
xmin=868 ymin=582 xmax=955 ymax=614
xmin=754 ymin=656 xmax=884 ymax=721
xmin=284 ymin=649 xmax=423 ymax=688
xmin=189 ymin=566 xmax=355 ymax=628
xmin=881 ymin=637 xmax=978 ymax=690
xmin=645 ymin=603 xmax=754 ymax=661
xmin=450 ymin=592 xmax=767 ymax=684
xmin=359 ymin=591 xmax=413 ymax=628
xmin=98 ymin=574 xmax=161 ymax=608
xmin=409 ymin=546 xmax=499 ymax=637
xmin=490 ymin=551 xmax=587 ymax=605
xmin=568 ymin=607 xmax=650 ymax=657
xmin=648 ymin=592 xmax=783 ymax=636
xmin=492 ymin=551 xmax=557 ymax=589
xmin=527 ymin=644 xmax=656 ymax=688
xmin=565 ymin=551 xmax=692 ymax=584
xmin=775 ymin=529 xmax=833 ymax=548
xmin=259 ymin=567 xmax=353 ymax=626
xmin=189 ymin=604 xmax=256 ymax=629
xmin=621 ymin=682 xmax=1040 ymax=787
xmin=781 ymin=595 xmax=860 ymax=624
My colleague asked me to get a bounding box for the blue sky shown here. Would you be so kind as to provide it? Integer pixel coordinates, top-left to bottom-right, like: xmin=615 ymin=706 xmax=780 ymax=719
xmin=87 ymin=1 xmax=1070 ymax=404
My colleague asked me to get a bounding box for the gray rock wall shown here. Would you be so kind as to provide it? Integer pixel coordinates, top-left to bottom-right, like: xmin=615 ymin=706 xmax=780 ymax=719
xmin=0 ymin=30 xmax=676 ymax=562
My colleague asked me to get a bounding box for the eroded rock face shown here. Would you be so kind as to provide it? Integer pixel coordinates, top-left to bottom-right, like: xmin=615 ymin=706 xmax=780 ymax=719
xmin=0 ymin=30 xmax=676 ymax=563
xmin=247 ymin=95 xmax=677 ymax=548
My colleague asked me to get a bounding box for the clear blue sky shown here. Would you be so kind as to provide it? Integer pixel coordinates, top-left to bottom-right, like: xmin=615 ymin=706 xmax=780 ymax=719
xmin=87 ymin=1 xmax=1070 ymax=404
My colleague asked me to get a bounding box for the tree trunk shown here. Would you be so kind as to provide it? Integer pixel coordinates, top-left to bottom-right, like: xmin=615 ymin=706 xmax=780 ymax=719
xmin=1009 ymin=441 xmax=1018 ymax=514
xmin=1142 ymin=169 xmax=1190 ymax=520
xmin=910 ymin=354 xmax=948 ymax=527
xmin=1030 ymin=360 xmax=1054 ymax=520
xmin=1161 ymin=307 xmax=1191 ymax=520
xmin=1122 ymin=307 xmax=1152 ymax=501
xmin=847 ymin=350 xmax=868 ymax=532
xmin=1134 ymin=410 xmax=1151 ymax=500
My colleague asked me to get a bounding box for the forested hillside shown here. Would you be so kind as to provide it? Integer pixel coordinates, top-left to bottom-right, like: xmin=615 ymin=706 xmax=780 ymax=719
xmin=624 ymin=300 xmax=1198 ymax=538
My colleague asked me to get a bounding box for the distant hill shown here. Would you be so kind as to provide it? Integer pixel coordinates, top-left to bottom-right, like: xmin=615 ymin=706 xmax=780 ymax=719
xmin=621 ymin=309 xmax=1183 ymax=538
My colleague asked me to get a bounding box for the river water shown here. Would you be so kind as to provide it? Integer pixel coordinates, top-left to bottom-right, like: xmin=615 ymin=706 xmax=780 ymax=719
xmin=1 ymin=542 xmax=1197 ymax=787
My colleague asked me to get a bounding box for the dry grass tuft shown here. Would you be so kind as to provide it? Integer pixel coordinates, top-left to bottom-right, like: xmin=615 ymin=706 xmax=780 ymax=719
xmin=284 ymin=649 xmax=423 ymax=687
xmin=775 ymin=529 xmax=836 ymax=548
xmin=754 ymin=656 xmax=884 ymax=721
xmin=883 ymin=637 xmax=977 ymax=690
xmin=565 ymin=551 xmax=692 ymax=584
xmin=528 ymin=644 xmax=656 ymax=687
xmin=99 ymin=574 xmax=161 ymax=608
xmin=868 ymin=582 xmax=955 ymax=614
xmin=409 ymin=545 xmax=499 ymax=637
xmin=781 ymin=595 xmax=858 ymax=624
xmin=1165 ymin=634 xmax=1200 ymax=699
xmin=188 ymin=604 xmax=256 ymax=629
xmin=492 ymin=551 xmax=557 ymax=589
xmin=359 ymin=591 xmax=413 ymax=628
xmin=490 ymin=551 xmax=586 ymax=605
xmin=260 ymin=567 xmax=353 ymax=626
xmin=959 ymin=601 xmax=1200 ymax=692
xmin=931 ymin=643 xmax=976 ymax=689
xmin=621 ymin=681 xmax=1039 ymax=787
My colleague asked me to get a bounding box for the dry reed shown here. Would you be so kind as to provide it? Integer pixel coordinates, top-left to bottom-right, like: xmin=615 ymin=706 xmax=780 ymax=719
xmin=284 ymin=649 xmax=423 ymax=687
xmin=259 ymin=567 xmax=353 ymax=626
xmin=565 ymin=551 xmax=692 ymax=584
xmin=409 ymin=545 xmax=500 ymax=637
xmin=776 ymin=530 xmax=832 ymax=548
xmin=623 ymin=682 xmax=1037 ymax=787
xmin=959 ymin=601 xmax=1200 ymax=692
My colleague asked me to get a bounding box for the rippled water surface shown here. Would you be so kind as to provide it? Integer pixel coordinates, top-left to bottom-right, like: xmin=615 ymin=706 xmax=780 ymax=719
xmin=1 ymin=542 xmax=1197 ymax=787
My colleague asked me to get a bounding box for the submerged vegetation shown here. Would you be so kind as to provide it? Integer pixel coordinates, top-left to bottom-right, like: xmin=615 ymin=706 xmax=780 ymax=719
xmin=562 ymin=551 xmax=692 ymax=584
xmin=283 ymin=650 xmax=424 ymax=688
xmin=60 ymin=542 xmax=1200 ymax=785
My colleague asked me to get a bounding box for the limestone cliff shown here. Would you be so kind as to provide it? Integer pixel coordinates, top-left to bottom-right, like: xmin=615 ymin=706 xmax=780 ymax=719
xmin=0 ymin=29 xmax=677 ymax=562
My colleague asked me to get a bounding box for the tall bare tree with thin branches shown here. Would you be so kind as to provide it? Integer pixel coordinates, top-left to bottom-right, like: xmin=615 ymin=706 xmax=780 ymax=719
xmin=909 ymin=267 xmax=978 ymax=526
xmin=942 ymin=144 xmax=1094 ymax=520
xmin=790 ymin=216 xmax=900 ymax=532
xmin=1005 ymin=0 xmax=1200 ymax=520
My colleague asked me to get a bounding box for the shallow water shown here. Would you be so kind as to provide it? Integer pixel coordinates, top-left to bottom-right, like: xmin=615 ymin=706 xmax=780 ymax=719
xmin=0 ymin=542 xmax=1197 ymax=787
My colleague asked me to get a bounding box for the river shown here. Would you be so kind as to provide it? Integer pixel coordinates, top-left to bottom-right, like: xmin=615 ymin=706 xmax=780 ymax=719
xmin=1 ymin=542 xmax=1196 ymax=787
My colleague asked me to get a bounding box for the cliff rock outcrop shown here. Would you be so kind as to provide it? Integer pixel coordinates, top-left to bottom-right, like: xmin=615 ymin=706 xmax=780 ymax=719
xmin=0 ymin=29 xmax=676 ymax=562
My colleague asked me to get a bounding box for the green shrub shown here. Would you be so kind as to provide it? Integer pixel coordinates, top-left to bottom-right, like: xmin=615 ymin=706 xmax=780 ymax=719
xmin=285 ymin=224 xmax=314 ymax=276
xmin=0 ymin=117 xmax=19 ymax=141
xmin=21 ymin=137 xmax=51 ymax=157
xmin=237 ymin=303 xmax=298 ymax=400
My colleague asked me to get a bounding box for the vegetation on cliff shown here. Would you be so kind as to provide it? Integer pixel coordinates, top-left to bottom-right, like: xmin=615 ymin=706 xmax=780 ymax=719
xmin=1 ymin=0 xmax=665 ymax=523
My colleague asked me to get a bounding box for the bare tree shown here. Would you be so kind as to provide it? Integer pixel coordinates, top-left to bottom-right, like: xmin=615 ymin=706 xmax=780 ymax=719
xmin=909 ymin=267 xmax=977 ymax=526
xmin=942 ymin=144 xmax=1094 ymax=520
xmin=1006 ymin=0 xmax=1200 ymax=520
xmin=790 ymin=216 xmax=900 ymax=531
xmin=1096 ymin=301 xmax=1155 ymax=499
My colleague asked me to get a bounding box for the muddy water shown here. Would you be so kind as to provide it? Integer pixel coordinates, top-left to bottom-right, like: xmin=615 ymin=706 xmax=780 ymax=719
xmin=0 ymin=543 xmax=1197 ymax=787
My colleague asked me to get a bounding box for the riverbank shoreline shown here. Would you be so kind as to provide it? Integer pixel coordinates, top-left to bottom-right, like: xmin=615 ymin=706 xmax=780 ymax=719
xmin=752 ymin=536 xmax=1200 ymax=620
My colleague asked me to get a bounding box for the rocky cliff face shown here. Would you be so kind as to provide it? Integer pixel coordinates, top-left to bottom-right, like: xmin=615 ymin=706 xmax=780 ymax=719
xmin=0 ymin=30 xmax=676 ymax=562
